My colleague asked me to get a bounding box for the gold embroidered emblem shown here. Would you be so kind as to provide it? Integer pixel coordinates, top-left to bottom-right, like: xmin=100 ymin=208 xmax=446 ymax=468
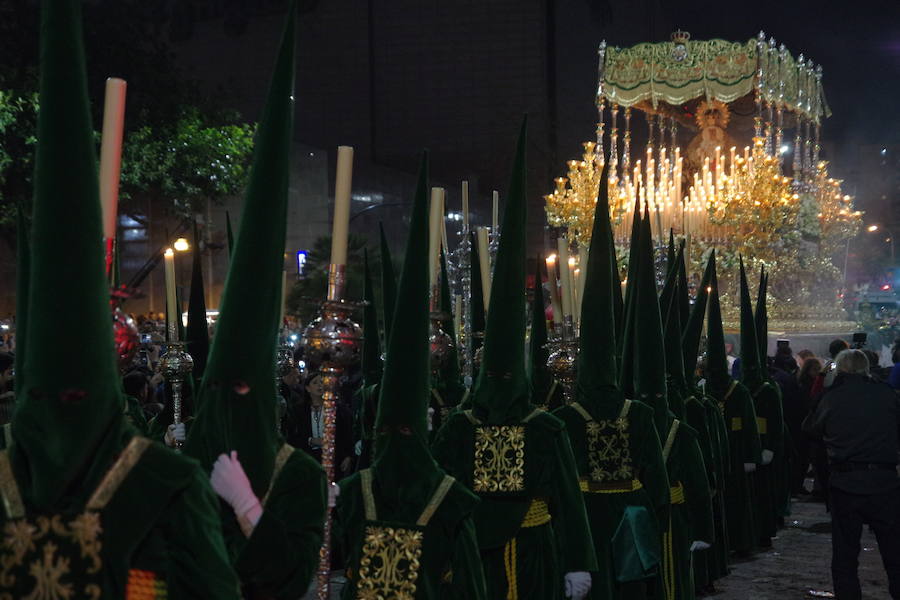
xmin=473 ymin=426 xmax=525 ymax=492
xmin=356 ymin=525 xmax=424 ymax=600
xmin=585 ymin=416 xmax=634 ymax=483
xmin=0 ymin=513 xmax=103 ymax=599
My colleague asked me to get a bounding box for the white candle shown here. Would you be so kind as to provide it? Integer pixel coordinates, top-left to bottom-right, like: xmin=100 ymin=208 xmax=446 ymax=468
xmin=557 ymin=239 xmax=573 ymax=318
xmin=164 ymin=248 xmax=178 ymax=341
xmin=477 ymin=227 xmax=492 ymax=312
xmin=545 ymin=255 xmax=563 ymax=326
xmin=429 ymin=187 xmax=444 ymax=288
xmin=462 ymin=181 xmax=469 ymax=227
xmin=568 ymin=257 xmax=578 ymax=323
xmin=492 ymin=191 xmax=499 ymax=231
xmin=99 ymin=77 xmax=127 ymax=241
xmin=330 ymin=146 xmax=354 ymax=266
xmin=576 ymin=246 xmax=588 ymax=323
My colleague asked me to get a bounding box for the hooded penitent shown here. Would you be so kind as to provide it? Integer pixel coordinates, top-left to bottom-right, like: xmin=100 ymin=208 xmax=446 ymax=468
xmin=12 ymin=0 xmax=128 ymax=510
xmin=738 ymin=257 xmax=763 ymax=390
xmin=379 ymin=222 xmax=397 ymax=341
xmin=361 ymin=248 xmax=382 ymax=385
xmin=186 ymin=223 xmax=210 ymax=380
xmin=664 ymin=254 xmax=688 ymax=420
xmin=632 ymin=207 xmax=669 ymax=440
xmin=755 ymin=268 xmax=769 ymax=370
xmin=372 ymin=154 xmax=444 ymax=496
xmin=574 ymin=164 xmax=622 ymax=413
xmin=704 ymin=253 xmax=732 ymax=396
xmin=619 ymin=206 xmax=647 ymax=397
xmin=183 ymin=7 xmax=295 ymax=495
xmin=682 ymin=251 xmax=715 ymax=384
xmin=471 ymin=119 xmax=531 ymax=425
xmin=617 ymin=196 xmax=642 ymax=360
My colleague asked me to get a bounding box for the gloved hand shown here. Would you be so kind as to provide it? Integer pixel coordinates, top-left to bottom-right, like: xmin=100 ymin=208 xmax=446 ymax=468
xmin=211 ymin=451 xmax=262 ymax=526
xmin=564 ymin=571 xmax=592 ymax=599
xmin=165 ymin=423 xmax=186 ymax=447
xmin=744 ymin=462 xmax=757 ymax=473
xmin=427 ymin=406 xmax=436 ymax=432
xmin=761 ymin=449 xmax=774 ymax=465
xmin=328 ymin=482 xmax=340 ymax=508
xmin=690 ymin=541 xmax=711 ymax=552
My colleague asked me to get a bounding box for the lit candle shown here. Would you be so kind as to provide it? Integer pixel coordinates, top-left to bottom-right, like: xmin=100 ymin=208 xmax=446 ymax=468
xmin=545 ymin=254 xmax=563 ymax=326
xmin=330 ymin=146 xmax=354 ymax=267
xmin=557 ymin=239 xmax=572 ymax=318
xmin=429 ymin=187 xmax=444 ymax=289
xmin=462 ymin=180 xmax=469 ymax=227
xmin=492 ymin=191 xmax=499 ymax=231
xmin=99 ymin=78 xmax=127 ymax=242
xmin=164 ymin=248 xmax=178 ymax=341
xmin=477 ymin=227 xmax=492 ymax=312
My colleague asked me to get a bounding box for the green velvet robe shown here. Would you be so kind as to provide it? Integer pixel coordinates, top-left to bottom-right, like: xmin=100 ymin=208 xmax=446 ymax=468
xmin=748 ymin=382 xmax=784 ymax=546
xmin=225 ymin=447 xmax=327 ymax=599
xmin=714 ymin=381 xmax=762 ymax=555
xmin=432 ymin=408 xmax=598 ymax=599
xmin=701 ymin=393 xmax=730 ymax=582
xmin=552 ymin=399 xmax=667 ymax=600
xmin=683 ymin=395 xmax=716 ymax=590
xmin=656 ymin=418 xmax=713 ymax=600
xmin=0 ymin=434 xmax=240 ymax=599
xmin=336 ymin=468 xmax=487 ymax=599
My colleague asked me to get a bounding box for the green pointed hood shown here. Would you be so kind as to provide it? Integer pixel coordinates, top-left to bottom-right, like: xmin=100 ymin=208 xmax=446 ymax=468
xmin=658 ymin=234 xmax=680 ymax=328
xmin=666 ymin=229 xmax=677 ymax=274
xmin=738 ymin=257 xmax=762 ymax=389
xmin=361 ymin=248 xmax=382 ymax=384
xmin=184 ymin=5 xmax=295 ymax=494
xmin=576 ymin=166 xmax=623 ymax=410
xmin=470 ymin=231 xmax=486 ymax=351
xmin=373 ymin=154 xmax=442 ymax=492
xmin=14 ymin=206 xmax=30 ymax=393
xmin=705 ymin=252 xmax=732 ymax=395
xmin=682 ymin=251 xmax=714 ymax=383
xmin=632 ymin=208 xmax=669 ymax=438
xmin=619 ymin=207 xmax=648 ymax=397
xmin=186 ymin=224 xmax=209 ymax=379
xmin=676 ymin=242 xmax=690 ymax=336
xmin=472 ymin=118 xmax=530 ymax=424
xmin=755 ymin=268 xmax=769 ymax=369
xmin=379 ymin=222 xmax=397 ymax=340
xmin=608 ymin=220 xmax=624 ymax=374
xmin=618 ymin=197 xmax=642 ymax=353
xmin=13 ymin=0 xmax=127 ymax=509
xmin=225 ymin=210 xmax=235 ymax=257
xmin=529 ymin=259 xmax=553 ymax=396
xmin=664 ymin=281 xmax=687 ymax=419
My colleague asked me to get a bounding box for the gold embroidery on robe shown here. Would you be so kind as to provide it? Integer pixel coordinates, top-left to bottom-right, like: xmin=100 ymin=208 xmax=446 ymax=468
xmin=356 ymin=525 xmax=424 ymax=600
xmin=585 ymin=416 xmax=634 ymax=483
xmin=473 ymin=426 xmax=525 ymax=492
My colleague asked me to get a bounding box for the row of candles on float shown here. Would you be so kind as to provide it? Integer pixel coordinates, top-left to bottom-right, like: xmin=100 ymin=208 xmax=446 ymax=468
xmin=601 ymin=142 xmax=774 ymax=244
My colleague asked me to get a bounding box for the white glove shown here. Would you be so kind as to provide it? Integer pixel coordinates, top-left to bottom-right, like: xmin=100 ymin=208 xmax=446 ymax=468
xmin=744 ymin=462 xmax=757 ymax=472
xmin=165 ymin=422 xmax=186 ymax=447
xmin=211 ymin=451 xmax=262 ymax=526
xmin=564 ymin=571 xmax=592 ymax=599
xmin=427 ymin=406 xmax=435 ymax=432
xmin=690 ymin=541 xmax=711 ymax=552
xmin=761 ymin=449 xmax=774 ymax=465
xmin=328 ymin=482 xmax=340 ymax=508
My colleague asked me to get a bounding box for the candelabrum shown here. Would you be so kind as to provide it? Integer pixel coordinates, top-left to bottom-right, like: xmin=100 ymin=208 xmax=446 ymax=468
xmin=544 ymin=316 xmax=578 ymax=404
xmin=453 ymin=227 xmax=473 ymax=386
xmin=159 ymin=341 xmax=193 ymax=451
xmin=489 ymin=224 xmax=500 ymax=276
xmin=301 ymin=265 xmax=363 ymax=600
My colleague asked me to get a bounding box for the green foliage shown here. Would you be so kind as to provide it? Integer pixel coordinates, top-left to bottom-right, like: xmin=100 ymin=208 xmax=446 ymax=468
xmin=119 ymin=108 xmax=256 ymax=218
xmin=0 ymin=90 xmax=38 ymax=227
xmin=286 ymin=234 xmax=381 ymax=324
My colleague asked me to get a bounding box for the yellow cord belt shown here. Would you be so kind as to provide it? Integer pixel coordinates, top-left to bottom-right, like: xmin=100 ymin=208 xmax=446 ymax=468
xmin=660 ymin=482 xmax=686 ymax=600
xmin=503 ymin=498 xmax=552 ymax=599
xmin=579 ymin=477 xmax=643 ymax=493
xmin=669 ymin=482 xmax=685 ymax=505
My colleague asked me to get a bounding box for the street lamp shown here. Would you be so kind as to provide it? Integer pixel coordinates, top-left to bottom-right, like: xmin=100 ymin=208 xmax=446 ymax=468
xmin=173 ymin=237 xmax=190 ymax=252
xmin=867 ymin=224 xmax=895 ymax=262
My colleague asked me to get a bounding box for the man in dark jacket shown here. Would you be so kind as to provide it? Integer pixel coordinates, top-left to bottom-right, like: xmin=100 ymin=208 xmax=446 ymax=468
xmin=803 ymin=349 xmax=900 ymax=600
